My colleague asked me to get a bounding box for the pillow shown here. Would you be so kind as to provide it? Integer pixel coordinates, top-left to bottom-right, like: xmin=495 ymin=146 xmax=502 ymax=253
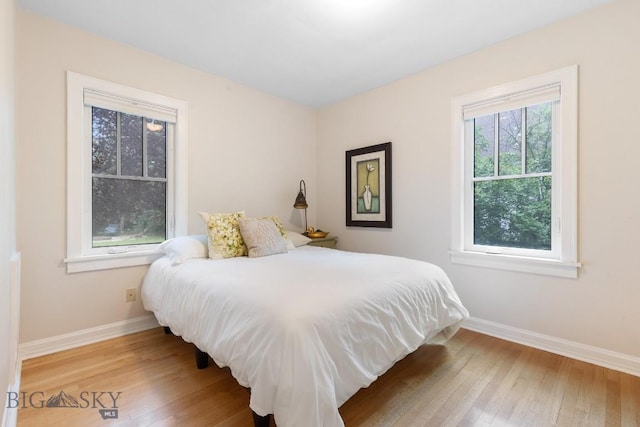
xmin=264 ymin=215 xmax=287 ymax=239
xmin=199 ymin=211 xmax=248 ymax=259
xmin=158 ymin=235 xmax=208 ymax=264
xmin=238 ymin=217 xmax=288 ymax=258
xmin=285 ymin=239 xmax=296 ymax=251
xmin=286 ymin=230 xmax=312 ymax=247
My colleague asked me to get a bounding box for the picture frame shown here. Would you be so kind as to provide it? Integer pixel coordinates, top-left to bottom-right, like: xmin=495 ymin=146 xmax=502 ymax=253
xmin=345 ymin=142 xmax=392 ymax=228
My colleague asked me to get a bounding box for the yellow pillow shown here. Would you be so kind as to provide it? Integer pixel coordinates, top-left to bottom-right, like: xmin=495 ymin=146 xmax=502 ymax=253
xmin=263 ymin=215 xmax=287 ymax=239
xmin=200 ymin=211 xmax=247 ymax=259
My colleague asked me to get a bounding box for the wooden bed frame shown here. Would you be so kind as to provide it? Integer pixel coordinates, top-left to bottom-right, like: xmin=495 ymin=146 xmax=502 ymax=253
xmin=164 ymin=326 xmax=272 ymax=427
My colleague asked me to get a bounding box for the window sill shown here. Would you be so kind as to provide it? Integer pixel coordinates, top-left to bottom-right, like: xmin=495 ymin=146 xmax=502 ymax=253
xmin=64 ymin=251 xmax=162 ymax=273
xmin=449 ymin=250 xmax=580 ymax=278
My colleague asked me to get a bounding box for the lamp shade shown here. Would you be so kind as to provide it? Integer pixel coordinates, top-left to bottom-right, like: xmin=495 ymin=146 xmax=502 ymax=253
xmin=293 ymin=192 xmax=308 ymax=209
xmin=293 ymin=180 xmax=308 ymax=209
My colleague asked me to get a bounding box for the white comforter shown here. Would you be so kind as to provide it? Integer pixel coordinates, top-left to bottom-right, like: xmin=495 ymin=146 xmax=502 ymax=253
xmin=142 ymin=246 xmax=469 ymax=427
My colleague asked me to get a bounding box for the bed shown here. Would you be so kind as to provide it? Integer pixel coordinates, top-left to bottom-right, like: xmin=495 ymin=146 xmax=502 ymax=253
xmin=141 ymin=242 xmax=469 ymax=427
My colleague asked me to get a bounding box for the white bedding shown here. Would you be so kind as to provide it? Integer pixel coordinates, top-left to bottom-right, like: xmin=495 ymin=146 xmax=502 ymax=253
xmin=141 ymin=246 xmax=469 ymax=426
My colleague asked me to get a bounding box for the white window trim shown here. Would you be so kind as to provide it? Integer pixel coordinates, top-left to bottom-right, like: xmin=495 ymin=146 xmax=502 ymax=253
xmin=450 ymin=65 xmax=580 ymax=278
xmin=66 ymin=71 xmax=188 ymax=273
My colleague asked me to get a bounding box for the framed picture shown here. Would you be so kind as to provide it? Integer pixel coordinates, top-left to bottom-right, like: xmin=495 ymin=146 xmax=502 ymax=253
xmin=346 ymin=142 xmax=392 ymax=228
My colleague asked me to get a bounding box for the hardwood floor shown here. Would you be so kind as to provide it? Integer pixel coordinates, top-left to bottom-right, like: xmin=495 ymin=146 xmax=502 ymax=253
xmin=17 ymin=328 xmax=640 ymax=426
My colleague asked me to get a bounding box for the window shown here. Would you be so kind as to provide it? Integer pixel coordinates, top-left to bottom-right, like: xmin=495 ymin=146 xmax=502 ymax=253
xmin=451 ymin=66 xmax=579 ymax=278
xmin=66 ymin=72 xmax=187 ymax=273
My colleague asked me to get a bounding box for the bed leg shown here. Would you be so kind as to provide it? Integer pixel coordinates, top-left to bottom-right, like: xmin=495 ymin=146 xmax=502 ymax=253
xmin=195 ymin=346 xmax=209 ymax=369
xmin=163 ymin=326 xmax=171 ymax=335
xmin=252 ymin=411 xmax=271 ymax=427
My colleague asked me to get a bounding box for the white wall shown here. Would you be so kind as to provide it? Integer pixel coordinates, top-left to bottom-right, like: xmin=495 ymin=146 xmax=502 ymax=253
xmin=317 ymin=0 xmax=640 ymax=359
xmin=16 ymin=10 xmax=317 ymax=343
xmin=0 ymin=0 xmax=17 ymax=423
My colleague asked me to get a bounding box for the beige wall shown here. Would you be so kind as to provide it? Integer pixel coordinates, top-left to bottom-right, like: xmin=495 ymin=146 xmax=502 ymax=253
xmin=317 ymin=0 xmax=640 ymax=358
xmin=1 ymin=0 xmax=17 ymax=421
xmin=16 ymin=0 xmax=640 ymax=364
xmin=0 ymin=0 xmax=16 ymax=424
xmin=0 ymin=0 xmax=17 ymax=425
xmin=16 ymin=10 xmax=317 ymax=343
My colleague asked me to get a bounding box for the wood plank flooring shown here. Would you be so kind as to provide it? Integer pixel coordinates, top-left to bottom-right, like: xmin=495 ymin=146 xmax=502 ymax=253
xmin=17 ymin=328 xmax=640 ymax=426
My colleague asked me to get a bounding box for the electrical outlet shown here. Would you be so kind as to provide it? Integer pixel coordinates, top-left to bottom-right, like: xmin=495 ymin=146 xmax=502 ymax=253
xmin=126 ymin=288 xmax=136 ymax=303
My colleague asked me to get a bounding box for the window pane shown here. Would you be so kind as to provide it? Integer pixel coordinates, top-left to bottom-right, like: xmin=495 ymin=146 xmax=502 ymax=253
xmin=121 ymin=113 xmax=143 ymax=177
xmin=526 ymin=103 xmax=552 ymax=174
xmin=92 ymin=178 xmax=166 ymax=247
xmin=474 ymin=176 xmax=551 ymax=250
xmin=498 ymin=109 xmax=522 ymax=176
xmin=146 ymin=119 xmax=166 ymax=178
xmin=474 ymin=115 xmax=494 ymax=178
xmin=92 ymin=107 xmax=117 ymax=175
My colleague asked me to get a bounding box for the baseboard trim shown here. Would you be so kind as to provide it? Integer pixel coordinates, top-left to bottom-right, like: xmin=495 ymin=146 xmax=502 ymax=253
xmin=19 ymin=314 xmax=159 ymax=361
xmin=462 ymin=317 xmax=640 ymax=377
xmin=15 ymin=315 xmax=639 ymax=378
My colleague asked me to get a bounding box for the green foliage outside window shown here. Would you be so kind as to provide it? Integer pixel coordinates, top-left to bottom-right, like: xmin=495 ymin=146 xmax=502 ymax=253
xmin=473 ymin=103 xmax=552 ymax=250
xmin=91 ymin=107 xmax=167 ymax=248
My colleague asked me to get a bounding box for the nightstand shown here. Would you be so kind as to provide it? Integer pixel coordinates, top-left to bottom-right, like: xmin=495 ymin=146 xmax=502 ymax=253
xmin=307 ymin=235 xmax=338 ymax=249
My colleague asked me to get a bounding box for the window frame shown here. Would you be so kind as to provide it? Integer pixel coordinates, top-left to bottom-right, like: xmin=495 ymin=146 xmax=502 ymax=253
xmin=66 ymin=71 xmax=188 ymax=273
xmin=450 ymin=66 xmax=580 ymax=278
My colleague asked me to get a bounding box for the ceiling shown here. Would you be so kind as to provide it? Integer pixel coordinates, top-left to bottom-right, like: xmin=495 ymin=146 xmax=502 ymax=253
xmin=18 ymin=0 xmax=611 ymax=107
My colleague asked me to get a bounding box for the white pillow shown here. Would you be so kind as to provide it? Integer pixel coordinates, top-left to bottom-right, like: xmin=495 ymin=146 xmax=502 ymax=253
xmin=286 ymin=230 xmax=312 ymax=247
xmin=238 ymin=218 xmax=288 ymax=258
xmin=158 ymin=235 xmax=208 ymax=264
